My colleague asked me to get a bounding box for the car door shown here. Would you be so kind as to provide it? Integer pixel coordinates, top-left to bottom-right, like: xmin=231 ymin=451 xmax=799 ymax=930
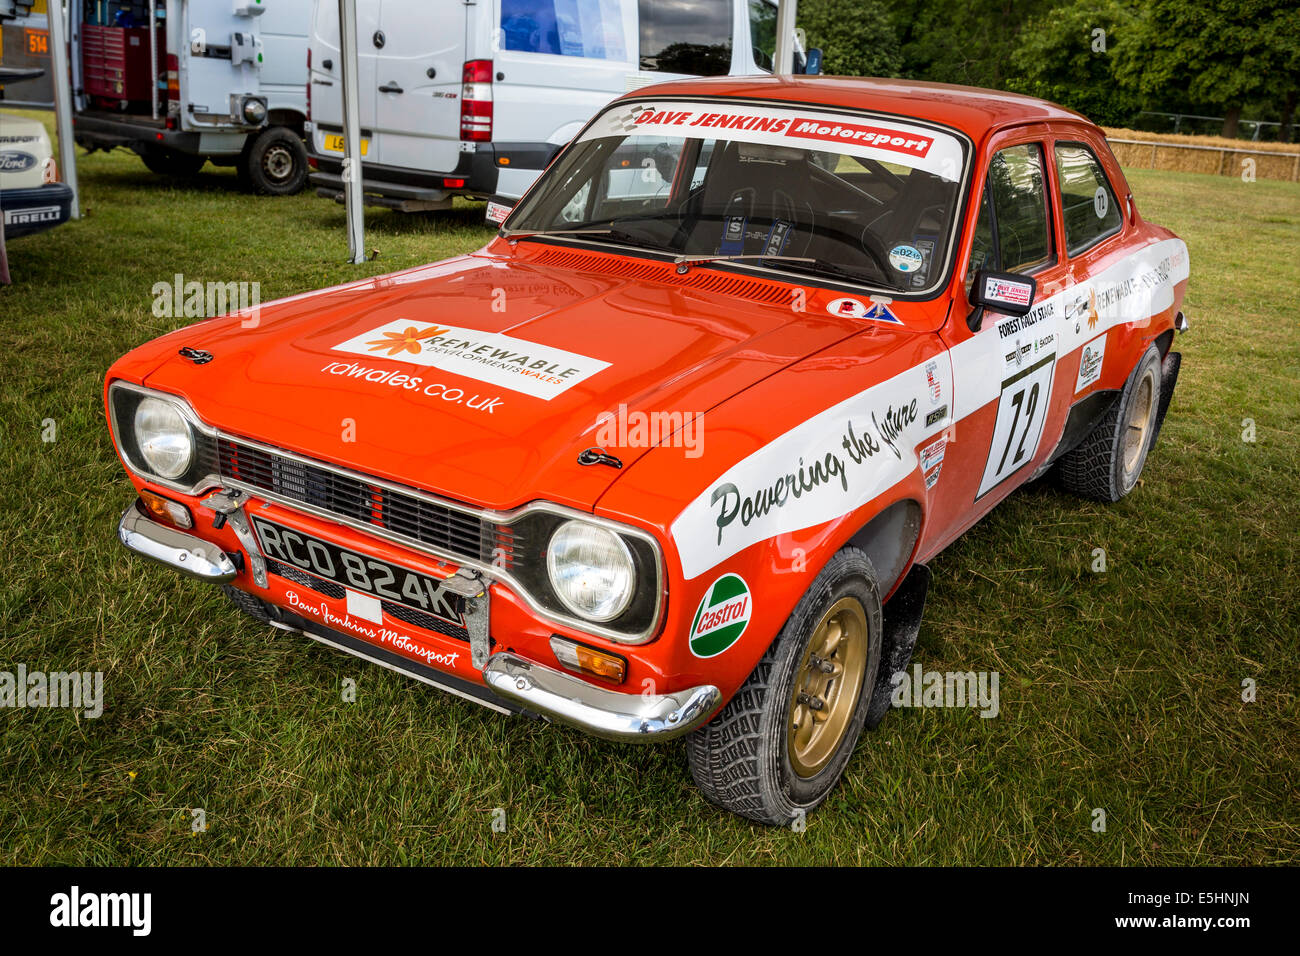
xmin=922 ymin=130 xmax=1074 ymax=555
xmin=1049 ymin=132 xmax=1134 ymax=396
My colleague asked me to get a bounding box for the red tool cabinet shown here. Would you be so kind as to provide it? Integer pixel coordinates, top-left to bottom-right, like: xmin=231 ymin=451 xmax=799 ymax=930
xmin=82 ymin=24 xmax=163 ymax=105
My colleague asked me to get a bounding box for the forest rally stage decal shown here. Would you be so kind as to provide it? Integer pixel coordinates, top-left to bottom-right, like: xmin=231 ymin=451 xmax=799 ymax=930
xmin=332 ymin=321 xmax=610 ymax=401
xmin=670 ymin=237 xmax=1187 ymax=580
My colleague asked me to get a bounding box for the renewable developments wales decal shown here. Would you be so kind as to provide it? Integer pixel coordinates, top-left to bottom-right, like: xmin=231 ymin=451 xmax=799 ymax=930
xmin=332 ymin=321 xmax=610 ymax=400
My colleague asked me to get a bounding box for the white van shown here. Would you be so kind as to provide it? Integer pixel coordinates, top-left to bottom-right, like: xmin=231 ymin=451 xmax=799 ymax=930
xmin=67 ymin=0 xmax=312 ymax=194
xmin=307 ymin=0 xmax=811 ymax=211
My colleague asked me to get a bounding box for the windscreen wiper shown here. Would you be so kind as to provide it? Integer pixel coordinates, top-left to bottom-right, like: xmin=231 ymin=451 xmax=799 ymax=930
xmin=499 ymin=227 xmax=619 ymax=240
xmin=671 ymin=252 xmax=816 ymax=275
xmin=676 ymin=251 xmax=904 ymax=292
xmin=500 ymin=225 xmax=664 ymax=252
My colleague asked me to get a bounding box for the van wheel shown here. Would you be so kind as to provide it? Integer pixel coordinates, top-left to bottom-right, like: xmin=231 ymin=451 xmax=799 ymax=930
xmin=1058 ymin=344 xmax=1163 ymax=502
xmin=141 ymin=148 xmax=206 ymax=177
xmin=686 ymin=547 xmax=882 ymax=825
xmin=243 ymin=127 xmax=308 ymax=195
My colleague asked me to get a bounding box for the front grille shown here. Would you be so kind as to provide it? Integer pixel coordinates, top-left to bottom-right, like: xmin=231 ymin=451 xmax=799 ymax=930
xmin=214 ymin=437 xmax=517 ymax=568
xmin=380 ymin=600 xmax=475 ymax=644
xmin=266 ymin=558 xmax=344 ymax=598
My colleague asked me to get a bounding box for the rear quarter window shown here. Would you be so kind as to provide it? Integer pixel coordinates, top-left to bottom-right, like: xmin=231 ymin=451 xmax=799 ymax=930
xmin=1055 ymin=142 xmax=1123 ymax=257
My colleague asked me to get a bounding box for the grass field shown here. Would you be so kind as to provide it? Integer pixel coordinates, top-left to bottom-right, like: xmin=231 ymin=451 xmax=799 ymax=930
xmin=1 ymin=119 xmax=1297 ymax=865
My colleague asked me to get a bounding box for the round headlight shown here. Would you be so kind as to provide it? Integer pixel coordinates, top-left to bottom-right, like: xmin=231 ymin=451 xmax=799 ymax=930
xmin=133 ymin=397 xmax=194 ymax=479
xmin=546 ymin=520 xmax=635 ymax=622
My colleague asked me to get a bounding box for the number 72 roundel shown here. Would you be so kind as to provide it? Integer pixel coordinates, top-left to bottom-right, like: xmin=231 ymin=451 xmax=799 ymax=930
xmin=977 ymin=352 xmax=1056 ymax=499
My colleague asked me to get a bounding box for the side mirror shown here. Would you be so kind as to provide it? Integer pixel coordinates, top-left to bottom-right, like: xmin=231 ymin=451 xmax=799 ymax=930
xmin=967 ymin=269 xmax=1036 ymax=332
xmin=803 ymin=48 xmax=823 ymax=75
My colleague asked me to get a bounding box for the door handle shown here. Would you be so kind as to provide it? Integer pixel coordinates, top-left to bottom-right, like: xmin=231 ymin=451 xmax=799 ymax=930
xmin=378 ymin=82 xmax=403 ymax=94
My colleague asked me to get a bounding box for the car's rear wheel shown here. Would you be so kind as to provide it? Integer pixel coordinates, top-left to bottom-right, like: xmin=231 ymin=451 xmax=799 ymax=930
xmin=1058 ymin=344 xmax=1163 ymax=502
xmin=687 ymin=547 xmax=882 ymax=825
xmin=140 ymin=147 xmax=206 ymax=178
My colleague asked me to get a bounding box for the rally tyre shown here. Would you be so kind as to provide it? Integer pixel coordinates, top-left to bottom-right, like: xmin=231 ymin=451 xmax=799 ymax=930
xmin=140 ymin=148 xmax=206 ymax=178
xmin=1058 ymin=344 xmax=1163 ymax=502
xmin=242 ymin=126 xmax=309 ymax=196
xmin=686 ymin=547 xmax=882 ymax=825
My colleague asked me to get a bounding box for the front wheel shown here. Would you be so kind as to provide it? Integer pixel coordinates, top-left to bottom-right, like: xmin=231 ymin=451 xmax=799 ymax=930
xmin=242 ymin=126 xmax=309 ymax=196
xmin=687 ymin=547 xmax=882 ymax=825
xmin=1058 ymin=344 xmax=1163 ymax=502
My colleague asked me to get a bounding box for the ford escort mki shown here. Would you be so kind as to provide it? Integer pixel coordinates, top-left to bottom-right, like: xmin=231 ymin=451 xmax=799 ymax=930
xmin=107 ymin=76 xmax=1188 ymax=824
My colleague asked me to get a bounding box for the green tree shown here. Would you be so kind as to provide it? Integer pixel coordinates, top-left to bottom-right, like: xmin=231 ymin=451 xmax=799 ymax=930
xmin=891 ymin=0 xmax=1053 ymax=89
xmin=798 ymin=0 xmax=903 ymax=77
xmin=1006 ymin=0 xmax=1141 ymax=126
xmin=1115 ymin=0 xmax=1300 ymax=137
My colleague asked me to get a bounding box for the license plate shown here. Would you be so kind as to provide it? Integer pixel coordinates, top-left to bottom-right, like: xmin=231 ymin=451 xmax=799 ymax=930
xmin=322 ymin=133 xmax=369 ymax=155
xmin=251 ymin=516 xmax=461 ymax=625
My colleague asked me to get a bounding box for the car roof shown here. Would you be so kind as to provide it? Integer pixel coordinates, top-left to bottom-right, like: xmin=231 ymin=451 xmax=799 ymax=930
xmin=621 ymin=75 xmax=1089 ymax=143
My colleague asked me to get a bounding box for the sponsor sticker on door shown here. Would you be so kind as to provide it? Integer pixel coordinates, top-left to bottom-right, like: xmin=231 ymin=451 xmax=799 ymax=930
xmin=689 ymin=573 xmax=752 ymax=658
xmin=332 ymin=320 xmax=610 ymax=400
xmin=1076 ymin=333 xmax=1107 ymax=392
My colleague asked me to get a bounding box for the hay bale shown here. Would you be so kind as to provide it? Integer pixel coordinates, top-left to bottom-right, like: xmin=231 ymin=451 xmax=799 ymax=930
xmin=1102 ymin=127 xmax=1300 ymax=181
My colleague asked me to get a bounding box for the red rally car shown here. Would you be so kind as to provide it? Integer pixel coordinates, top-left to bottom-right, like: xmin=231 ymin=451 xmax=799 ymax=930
xmin=108 ymin=76 xmax=1189 ymax=824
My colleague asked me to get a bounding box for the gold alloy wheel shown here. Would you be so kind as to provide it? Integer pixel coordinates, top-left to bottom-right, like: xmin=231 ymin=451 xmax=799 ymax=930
xmin=1122 ymin=367 xmax=1156 ymax=478
xmin=787 ymin=596 xmax=870 ymax=779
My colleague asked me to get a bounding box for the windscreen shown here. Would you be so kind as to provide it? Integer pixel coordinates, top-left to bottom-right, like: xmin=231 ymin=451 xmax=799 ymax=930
xmin=506 ymin=99 xmax=969 ymax=295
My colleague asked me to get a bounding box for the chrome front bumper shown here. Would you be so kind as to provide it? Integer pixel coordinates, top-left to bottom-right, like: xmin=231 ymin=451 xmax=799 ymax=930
xmin=483 ymin=653 xmax=721 ymax=742
xmin=117 ymin=500 xmax=721 ymax=741
xmin=117 ymin=501 xmax=238 ymax=583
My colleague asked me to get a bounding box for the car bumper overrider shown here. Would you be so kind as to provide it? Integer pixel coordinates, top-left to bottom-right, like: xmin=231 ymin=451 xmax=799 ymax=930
xmin=116 ymin=497 xmax=718 ymax=741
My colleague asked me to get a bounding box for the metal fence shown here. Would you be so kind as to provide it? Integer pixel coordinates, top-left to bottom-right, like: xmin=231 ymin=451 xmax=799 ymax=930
xmin=1106 ymin=137 xmax=1300 ymax=183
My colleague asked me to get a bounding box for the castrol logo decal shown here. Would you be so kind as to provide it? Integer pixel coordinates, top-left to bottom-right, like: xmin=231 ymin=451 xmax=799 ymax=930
xmin=689 ymin=573 xmax=752 ymax=658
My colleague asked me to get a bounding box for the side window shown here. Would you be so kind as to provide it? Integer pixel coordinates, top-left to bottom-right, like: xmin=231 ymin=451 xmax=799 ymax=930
xmin=749 ymin=0 xmax=777 ymax=71
xmin=965 ymin=143 xmax=1052 ymax=293
xmin=1055 ymin=142 xmax=1123 ymax=256
xmin=987 ymin=144 xmax=1053 ymax=273
xmin=501 ymin=0 xmax=629 ymax=60
xmin=639 ymin=0 xmax=733 ymax=74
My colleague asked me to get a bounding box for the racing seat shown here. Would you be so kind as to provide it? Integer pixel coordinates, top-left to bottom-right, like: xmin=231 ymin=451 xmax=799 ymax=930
xmin=682 ymin=141 xmax=820 ymax=257
xmin=865 ymin=169 xmax=955 ymax=245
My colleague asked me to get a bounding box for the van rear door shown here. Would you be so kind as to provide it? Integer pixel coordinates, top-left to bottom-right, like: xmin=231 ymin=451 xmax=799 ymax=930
xmin=370 ymin=1 xmax=466 ymax=176
xmin=181 ymin=2 xmax=266 ymax=130
xmin=258 ymin=0 xmax=310 ymax=119
xmin=308 ymin=0 xmax=381 ymax=165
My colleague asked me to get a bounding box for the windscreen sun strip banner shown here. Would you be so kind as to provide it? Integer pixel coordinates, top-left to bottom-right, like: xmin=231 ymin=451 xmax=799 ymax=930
xmin=584 ymin=100 xmax=967 ymax=183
